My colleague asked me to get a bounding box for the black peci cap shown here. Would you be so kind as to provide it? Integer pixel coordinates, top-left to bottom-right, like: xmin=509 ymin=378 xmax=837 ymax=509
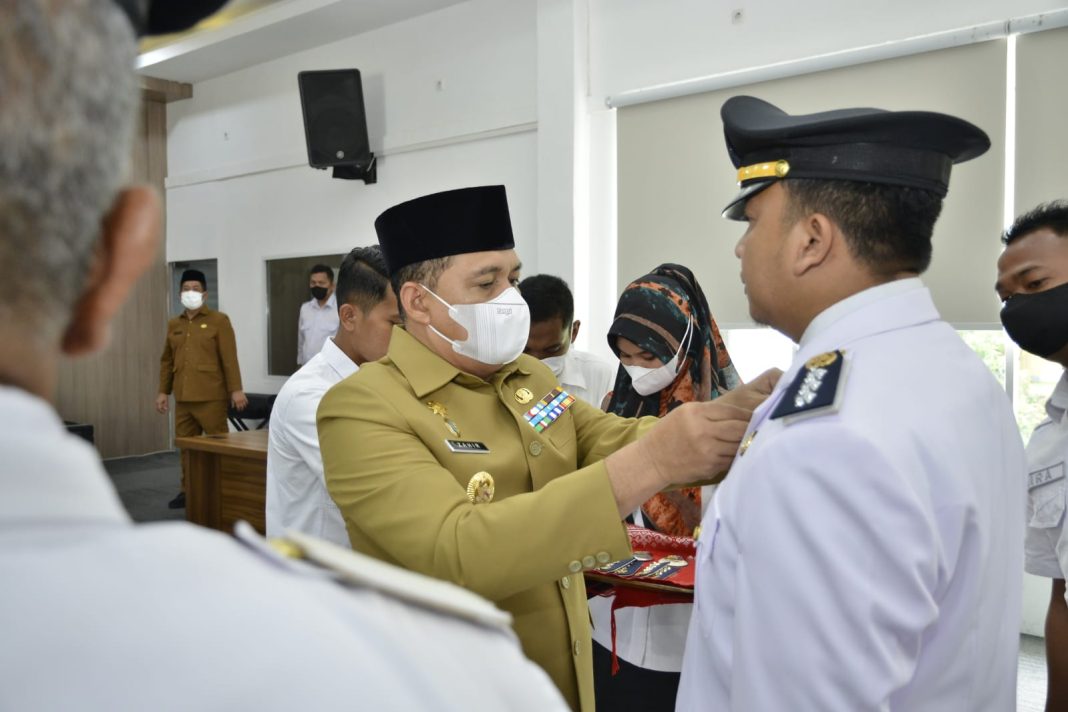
xmin=375 ymin=186 xmax=515 ymax=274
xmin=113 ymin=0 xmax=230 ymax=37
xmin=720 ymin=96 xmax=991 ymax=220
xmin=180 ymin=269 xmax=207 ymax=290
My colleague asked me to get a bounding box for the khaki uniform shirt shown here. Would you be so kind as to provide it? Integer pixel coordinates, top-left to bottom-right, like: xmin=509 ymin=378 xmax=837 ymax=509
xmin=159 ymin=307 xmax=243 ymax=402
xmin=318 ymin=327 xmax=653 ymax=711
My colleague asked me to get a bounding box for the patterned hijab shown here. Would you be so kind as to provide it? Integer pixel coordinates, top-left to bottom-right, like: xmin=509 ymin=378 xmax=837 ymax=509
xmin=605 ymin=263 xmax=741 ymax=536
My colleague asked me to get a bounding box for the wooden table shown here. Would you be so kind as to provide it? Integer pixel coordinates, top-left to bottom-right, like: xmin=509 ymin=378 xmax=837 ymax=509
xmin=176 ymin=430 xmax=268 ymax=535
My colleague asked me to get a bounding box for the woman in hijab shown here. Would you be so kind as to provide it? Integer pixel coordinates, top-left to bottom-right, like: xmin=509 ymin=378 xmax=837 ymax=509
xmin=590 ymin=262 xmax=741 ymax=710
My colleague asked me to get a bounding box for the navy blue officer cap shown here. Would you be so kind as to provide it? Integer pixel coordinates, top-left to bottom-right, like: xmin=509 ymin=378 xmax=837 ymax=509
xmin=112 ymin=0 xmax=231 ymax=37
xmin=720 ymin=96 xmax=991 ymax=220
xmin=375 ymin=186 xmax=515 ymax=274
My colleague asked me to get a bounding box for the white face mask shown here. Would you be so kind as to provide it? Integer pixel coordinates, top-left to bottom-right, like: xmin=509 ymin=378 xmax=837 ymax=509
xmin=541 ymin=354 xmax=566 ymax=377
xmin=423 ymin=285 xmax=531 ymax=366
xmin=180 ymin=290 xmax=205 ymax=310
xmin=622 ymin=319 xmax=693 ymax=397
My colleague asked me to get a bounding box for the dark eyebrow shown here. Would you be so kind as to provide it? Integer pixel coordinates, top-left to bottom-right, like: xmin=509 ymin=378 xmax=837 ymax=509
xmin=995 ymin=265 xmax=1039 ymax=292
xmin=469 ymin=261 xmax=523 ymax=279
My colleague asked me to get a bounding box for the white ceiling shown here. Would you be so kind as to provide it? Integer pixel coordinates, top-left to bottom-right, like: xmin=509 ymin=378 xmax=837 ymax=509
xmin=137 ymin=0 xmax=467 ymax=83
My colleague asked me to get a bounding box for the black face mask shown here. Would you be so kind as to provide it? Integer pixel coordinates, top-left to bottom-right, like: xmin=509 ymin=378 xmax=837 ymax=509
xmin=310 ymin=286 xmax=329 ymax=301
xmin=1000 ymin=281 xmax=1068 ymax=357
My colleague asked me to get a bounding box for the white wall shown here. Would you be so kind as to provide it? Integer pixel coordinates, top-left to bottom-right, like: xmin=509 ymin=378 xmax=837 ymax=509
xmin=166 ymin=0 xmax=538 ymax=394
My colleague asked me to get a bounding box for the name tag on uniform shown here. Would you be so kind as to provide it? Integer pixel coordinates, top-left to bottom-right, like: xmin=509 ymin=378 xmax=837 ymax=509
xmin=523 ymin=387 xmax=576 ymax=433
xmin=1028 ymin=462 xmax=1065 ymax=490
xmin=445 ymin=439 xmax=490 ymax=454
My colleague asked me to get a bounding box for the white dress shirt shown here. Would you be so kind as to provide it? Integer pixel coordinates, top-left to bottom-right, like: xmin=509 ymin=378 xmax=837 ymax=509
xmin=267 ymin=337 xmax=354 ymax=545
xmin=297 ymin=293 xmax=338 ymax=365
xmin=0 ymin=384 xmax=568 ymax=712
xmin=678 ymin=279 xmax=1026 ymax=711
xmin=1024 ymin=370 xmax=1068 ymax=586
xmin=558 ymin=348 xmax=617 ymax=408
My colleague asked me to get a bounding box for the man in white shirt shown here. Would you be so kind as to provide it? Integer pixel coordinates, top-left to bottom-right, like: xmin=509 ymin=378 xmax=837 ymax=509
xmin=995 ymin=200 xmax=1068 ymax=709
xmin=519 ymin=274 xmax=616 ymax=408
xmin=297 ymin=263 xmax=340 ymax=365
xmin=0 ymin=3 xmax=570 ymax=709
xmin=268 ymin=245 xmax=400 ymax=545
xmin=677 ymin=96 xmax=1025 ymax=711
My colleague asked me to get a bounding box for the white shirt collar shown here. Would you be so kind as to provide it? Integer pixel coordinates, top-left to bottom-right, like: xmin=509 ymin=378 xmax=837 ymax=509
xmin=308 ymin=293 xmax=338 ymax=310
xmin=1047 ymin=370 xmax=1068 ymax=420
xmin=0 ymin=386 xmax=130 ymax=526
xmin=799 ymin=277 xmax=924 ymax=350
xmin=320 ymin=337 xmax=359 ymax=380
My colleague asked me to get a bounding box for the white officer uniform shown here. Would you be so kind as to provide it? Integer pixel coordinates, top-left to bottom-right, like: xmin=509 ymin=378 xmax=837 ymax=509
xmin=557 ymin=348 xmax=617 ymax=408
xmin=267 ymin=336 xmax=352 ymax=545
xmin=677 ymin=279 xmax=1026 ymax=711
xmin=0 ymin=385 xmax=568 ymax=712
xmin=1024 ymin=371 xmax=1068 ymax=589
xmin=297 ymin=292 xmax=339 ymax=366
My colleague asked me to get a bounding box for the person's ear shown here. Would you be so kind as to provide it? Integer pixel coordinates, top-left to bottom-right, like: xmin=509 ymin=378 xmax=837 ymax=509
xmin=570 ymin=320 xmax=581 ymax=344
xmin=338 ymin=302 xmax=360 ymax=333
xmin=401 ymin=282 xmax=431 ymax=326
xmin=61 ymin=186 xmax=161 ymax=356
xmin=791 ymin=212 xmax=835 ymax=277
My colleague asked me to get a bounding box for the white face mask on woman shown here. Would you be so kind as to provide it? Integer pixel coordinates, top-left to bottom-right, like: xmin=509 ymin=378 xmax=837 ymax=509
xmin=422 ymin=285 xmax=531 ymax=366
xmin=621 ymin=318 xmax=693 ymax=396
xmin=180 ymin=290 xmax=204 ymax=310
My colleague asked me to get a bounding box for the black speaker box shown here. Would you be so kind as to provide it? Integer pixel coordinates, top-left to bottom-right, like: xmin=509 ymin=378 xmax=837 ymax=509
xmin=298 ymin=69 xmax=376 ymax=183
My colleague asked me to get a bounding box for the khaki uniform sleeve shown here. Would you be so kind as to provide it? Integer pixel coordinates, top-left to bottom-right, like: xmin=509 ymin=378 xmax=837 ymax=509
xmin=569 ymin=398 xmax=658 ymax=468
xmin=318 ymin=379 xmax=630 ymax=603
xmin=158 ymin=326 xmax=174 ymax=394
xmin=217 ymin=315 xmax=243 ymax=393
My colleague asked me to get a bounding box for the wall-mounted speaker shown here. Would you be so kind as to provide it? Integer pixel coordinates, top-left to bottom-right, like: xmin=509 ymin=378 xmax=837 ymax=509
xmin=298 ymin=69 xmax=376 ymax=184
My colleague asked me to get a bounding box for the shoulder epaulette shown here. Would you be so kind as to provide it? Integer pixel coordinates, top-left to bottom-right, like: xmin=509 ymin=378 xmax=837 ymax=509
xmin=769 ymin=349 xmax=848 ymax=424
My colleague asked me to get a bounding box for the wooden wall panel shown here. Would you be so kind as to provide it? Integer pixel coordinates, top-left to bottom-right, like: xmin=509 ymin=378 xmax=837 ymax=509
xmin=55 ymin=93 xmax=175 ymax=459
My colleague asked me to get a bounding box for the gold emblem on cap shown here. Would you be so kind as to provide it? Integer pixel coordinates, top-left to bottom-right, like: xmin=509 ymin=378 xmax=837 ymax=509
xmin=515 ymin=387 xmax=534 ymax=404
xmin=736 ymin=159 xmax=790 ymax=184
xmin=805 ymin=351 xmax=839 ymax=370
xmin=466 ymin=471 xmax=495 ymax=504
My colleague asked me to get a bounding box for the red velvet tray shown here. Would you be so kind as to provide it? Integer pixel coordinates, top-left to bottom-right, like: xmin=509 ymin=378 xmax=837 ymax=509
xmin=585 ymin=524 xmax=696 ymax=596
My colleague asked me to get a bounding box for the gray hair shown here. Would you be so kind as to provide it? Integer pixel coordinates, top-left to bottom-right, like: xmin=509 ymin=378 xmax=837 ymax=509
xmin=0 ymin=0 xmax=139 ymax=342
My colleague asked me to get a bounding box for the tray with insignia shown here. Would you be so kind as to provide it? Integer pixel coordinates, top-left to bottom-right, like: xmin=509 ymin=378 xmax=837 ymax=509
xmin=585 ymin=524 xmax=696 ymax=598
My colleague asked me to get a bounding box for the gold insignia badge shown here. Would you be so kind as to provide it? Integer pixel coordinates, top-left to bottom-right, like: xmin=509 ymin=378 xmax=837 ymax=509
xmin=738 ymin=430 xmax=757 ymax=456
xmin=200 ymin=323 xmax=207 ymax=329
xmin=805 ymin=351 xmax=839 ymax=370
xmin=466 ymin=471 xmax=495 ymax=504
xmin=427 ymin=401 xmax=460 ymax=437
xmin=515 ymin=387 xmax=534 ymax=405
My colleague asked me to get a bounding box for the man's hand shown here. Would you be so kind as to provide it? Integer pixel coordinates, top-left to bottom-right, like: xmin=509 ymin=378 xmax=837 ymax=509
xmin=155 ymin=393 xmax=169 ymax=414
xmin=638 ymin=401 xmax=753 ymax=488
xmin=231 ymin=391 xmax=249 ymax=411
xmin=716 ymin=368 xmax=783 ymax=411
xmin=604 ymin=368 xmax=782 ymax=516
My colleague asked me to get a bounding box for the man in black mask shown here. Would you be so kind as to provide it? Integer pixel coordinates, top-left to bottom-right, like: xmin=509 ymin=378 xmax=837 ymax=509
xmin=996 ymin=200 xmax=1068 ymax=710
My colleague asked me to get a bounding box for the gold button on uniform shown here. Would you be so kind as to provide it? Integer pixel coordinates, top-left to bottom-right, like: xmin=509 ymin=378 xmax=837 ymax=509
xmin=560 ymin=576 xmax=571 ymax=590
xmin=529 ymin=441 xmax=543 ymax=457
xmin=573 ymin=640 xmax=581 ymax=657
xmin=582 ymin=555 xmax=596 ymax=569
xmin=596 ymin=551 xmax=611 ymax=564
xmin=568 ymin=560 xmax=582 ymax=573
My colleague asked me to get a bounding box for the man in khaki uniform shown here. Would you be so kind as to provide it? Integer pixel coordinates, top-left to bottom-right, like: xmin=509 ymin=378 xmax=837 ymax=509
xmin=156 ymin=269 xmax=247 ymax=508
xmin=318 ymin=186 xmax=779 ymax=711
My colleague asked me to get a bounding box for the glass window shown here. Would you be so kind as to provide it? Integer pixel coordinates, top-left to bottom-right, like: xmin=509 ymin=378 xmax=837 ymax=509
xmin=1014 ymin=348 xmax=1062 ymax=442
xmin=959 ymin=329 xmax=1007 ymax=389
xmin=723 ymin=328 xmax=796 ymax=383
